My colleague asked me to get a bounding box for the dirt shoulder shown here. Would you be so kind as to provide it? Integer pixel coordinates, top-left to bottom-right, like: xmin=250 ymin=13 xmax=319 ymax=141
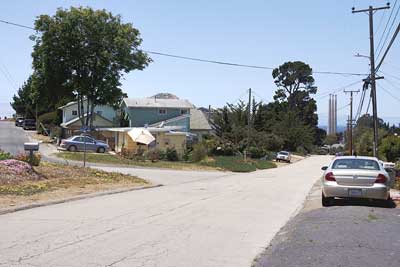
xmin=0 ymin=161 xmax=150 ymax=210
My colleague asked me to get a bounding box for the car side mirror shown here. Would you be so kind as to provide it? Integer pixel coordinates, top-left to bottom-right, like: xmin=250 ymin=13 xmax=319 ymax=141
xmin=321 ymin=166 xmax=328 ymax=171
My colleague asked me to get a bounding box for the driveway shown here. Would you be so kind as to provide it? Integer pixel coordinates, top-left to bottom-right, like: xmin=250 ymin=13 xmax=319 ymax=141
xmin=0 ymin=155 xmax=331 ymax=267
xmin=0 ymin=121 xmax=29 ymax=155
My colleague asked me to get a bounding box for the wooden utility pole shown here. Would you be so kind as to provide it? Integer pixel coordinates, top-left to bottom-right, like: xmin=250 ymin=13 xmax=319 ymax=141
xmin=352 ymin=3 xmax=390 ymax=158
xmin=344 ymin=89 xmax=359 ymax=155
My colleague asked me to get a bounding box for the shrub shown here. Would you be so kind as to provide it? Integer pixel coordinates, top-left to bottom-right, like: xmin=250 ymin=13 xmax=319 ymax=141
xmin=191 ymin=144 xmax=207 ymax=162
xmin=211 ymin=143 xmax=236 ymax=156
xmin=145 ymin=148 xmax=162 ymax=162
xmin=38 ymin=111 xmax=61 ymax=127
xmin=182 ymin=149 xmax=191 ymax=162
xmin=0 ymin=149 xmax=12 ymax=160
xmin=15 ymin=153 xmax=41 ymax=166
xmin=248 ymin=146 xmax=266 ymax=159
xmin=296 ymin=146 xmax=307 ymax=156
xmin=165 ymin=148 xmax=179 ymax=161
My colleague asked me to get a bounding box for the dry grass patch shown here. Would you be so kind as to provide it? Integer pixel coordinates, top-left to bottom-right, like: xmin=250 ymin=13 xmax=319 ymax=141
xmin=0 ymin=161 xmax=149 ymax=209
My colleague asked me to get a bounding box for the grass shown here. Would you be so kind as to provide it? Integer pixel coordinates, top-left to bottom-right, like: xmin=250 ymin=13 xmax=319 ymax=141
xmin=367 ymin=213 xmax=379 ymax=222
xmin=201 ymin=156 xmax=277 ymax=172
xmin=56 ymin=152 xmax=277 ymax=172
xmin=56 ymin=152 xmax=217 ymax=170
xmin=0 ymin=161 xmax=148 ymax=196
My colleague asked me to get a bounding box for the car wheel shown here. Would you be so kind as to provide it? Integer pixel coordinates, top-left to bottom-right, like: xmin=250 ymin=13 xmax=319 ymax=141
xmin=322 ymin=193 xmax=334 ymax=207
xmin=97 ymin=147 xmax=105 ymax=153
xmin=68 ymin=145 xmax=77 ymax=152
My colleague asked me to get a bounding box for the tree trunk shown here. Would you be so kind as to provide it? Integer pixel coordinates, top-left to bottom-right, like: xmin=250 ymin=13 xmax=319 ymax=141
xmin=85 ymin=98 xmax=90 ymax=127
xmin=89 ymin=102 xmax=95 ymax=130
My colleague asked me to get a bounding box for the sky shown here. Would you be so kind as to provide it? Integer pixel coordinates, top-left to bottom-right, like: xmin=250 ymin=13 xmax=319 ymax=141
xmin=0 ymin=0 xmax=399 ymax=126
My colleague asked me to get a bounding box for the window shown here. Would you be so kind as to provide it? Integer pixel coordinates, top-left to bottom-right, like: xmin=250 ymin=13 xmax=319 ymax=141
xmin=72 ymin=110 xmax=78 ymax=116
xmin=158 ymin=109 xmax=167 ymax=115
xmin=83 ymin=137 xmax=95 ymax=143
xmin=332 ymin=159 xmax=380 ymax=170
xmin=180 ymin=109 xmax=188 ymax=115
xmin=96 ymin=110 xmax=103 ymax=116
xmin=73 ymin=137 xmax=83 ymax=142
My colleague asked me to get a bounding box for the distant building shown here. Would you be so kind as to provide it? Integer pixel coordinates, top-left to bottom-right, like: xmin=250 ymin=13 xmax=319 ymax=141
xmin=121 ymin=94 xmax=213 ymax=139
xmin=58 ymin=100 xmax=117 ymax=137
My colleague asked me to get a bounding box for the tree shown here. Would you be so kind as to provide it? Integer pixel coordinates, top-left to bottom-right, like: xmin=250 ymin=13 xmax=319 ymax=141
xmin=271 ymin=61 xmax=320 ymax=146
xmin=272 ymin=61 xmax=317 ymax=107
xmin=10 ymin=76 xmax=35 ymax=118
xmin=324 ymin=134 xmax=337 ymax=146
xmin=31 ymin=7 xmax=151 ymax=128
xmin=379 ymin=135 xmax=400 ymax=162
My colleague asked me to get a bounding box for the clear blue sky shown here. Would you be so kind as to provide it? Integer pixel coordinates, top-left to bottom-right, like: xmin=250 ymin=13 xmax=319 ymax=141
xmin=0 ymin=0 xmax=399 ymax=126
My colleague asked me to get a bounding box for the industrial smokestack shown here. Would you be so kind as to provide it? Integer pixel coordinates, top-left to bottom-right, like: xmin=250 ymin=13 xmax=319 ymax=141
xmin=333 ymin=95 xmax=337 ymax=134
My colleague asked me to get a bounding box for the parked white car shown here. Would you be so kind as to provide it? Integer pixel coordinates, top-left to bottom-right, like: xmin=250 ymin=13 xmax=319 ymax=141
xmin=276 ymin=151 xmax=291 ymax=163
xmin=321 ymin=156 xmax=391 ymax=207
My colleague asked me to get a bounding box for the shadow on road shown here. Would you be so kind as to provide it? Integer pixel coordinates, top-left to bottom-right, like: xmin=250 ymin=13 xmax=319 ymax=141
xmin=329 ymin=198 xmax=397 ymax=208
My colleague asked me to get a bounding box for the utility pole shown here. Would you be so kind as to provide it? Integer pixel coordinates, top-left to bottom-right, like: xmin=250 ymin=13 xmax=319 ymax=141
xmin=245 ymin=88 xmax=252 ymax=161
xmin=352 ymin=3 xmax=390 ymax=158
xmin=344 ymin=89 xmax=359 ymax=155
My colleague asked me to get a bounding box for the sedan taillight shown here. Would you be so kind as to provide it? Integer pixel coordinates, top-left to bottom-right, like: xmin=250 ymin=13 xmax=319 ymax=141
xmin=375 ymin=174 xmax=386 ymax=184
xmin=325 ymin=172 xmax=336 ymax=181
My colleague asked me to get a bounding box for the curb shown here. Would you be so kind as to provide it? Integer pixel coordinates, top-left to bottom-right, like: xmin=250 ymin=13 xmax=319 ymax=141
xmin=0 ymin=184 xmax=163 ymax=216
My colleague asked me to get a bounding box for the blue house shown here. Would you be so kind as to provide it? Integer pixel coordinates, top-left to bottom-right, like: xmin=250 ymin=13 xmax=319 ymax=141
xmin=121 ymin=95 xmax=195 ymax=131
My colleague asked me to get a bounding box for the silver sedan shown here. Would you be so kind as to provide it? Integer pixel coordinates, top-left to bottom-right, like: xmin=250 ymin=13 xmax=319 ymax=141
xmin=321 ymin=156 xmax=391 ymax=206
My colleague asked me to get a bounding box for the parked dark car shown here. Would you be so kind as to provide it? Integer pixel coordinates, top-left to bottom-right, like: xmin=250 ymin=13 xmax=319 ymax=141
xmin=15 ymin=117 xmax=24 ymax=127
xmin=22 ymin=119 xmax=36 ymax=130
xmin=59 ymin=135 xmax=109 ymax=153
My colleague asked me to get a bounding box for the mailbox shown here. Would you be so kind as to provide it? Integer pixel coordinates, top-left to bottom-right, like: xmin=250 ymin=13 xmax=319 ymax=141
xmin=24 ymin=142 xmax=39 ymax=151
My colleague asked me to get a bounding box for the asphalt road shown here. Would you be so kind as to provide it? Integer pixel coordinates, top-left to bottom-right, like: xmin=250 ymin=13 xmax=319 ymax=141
xmin=0 ymin=121 xmax=29 ymax=155
xmin=254 ymin=183 xmax=400 ymax=267
xmin=0 ymin=153 xmax=331 ymax=266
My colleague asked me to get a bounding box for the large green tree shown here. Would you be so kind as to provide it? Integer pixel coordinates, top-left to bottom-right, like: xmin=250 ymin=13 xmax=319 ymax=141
xmin=31 ymin=7 xmax=151 ymax=128
xmin=272 ymin=61 xmax=317 ymax=107
xmin=271 ymin=61 xmax=322 ymax=147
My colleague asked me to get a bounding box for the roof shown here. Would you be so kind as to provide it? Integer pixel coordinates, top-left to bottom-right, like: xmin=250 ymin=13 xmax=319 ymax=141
xmin=123 ymin=97 xmax=194 ymax=109
xmin=190 ymin=108 xmax=212 ymax=130
xmin=149 ymin=114 xmax=190 ymax=128
xmin=58 ymin=100 xmax=79 ymax=110
xmin=96 ymin=126 xmax=185 ymax=133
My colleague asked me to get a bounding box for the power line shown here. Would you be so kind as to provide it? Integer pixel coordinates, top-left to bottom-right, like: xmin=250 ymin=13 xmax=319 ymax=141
xmin=375 ymin=19 xmax=400 ymax=72
xmin=375 ymin=0 xmax=398 ymax=57
xmin=379 ymin=70 xmax=400 ymax=83
xmin=0 ymin=19 xmax=35 ymax=30
xmin=0 ymin=18 xmax=368 ymax=77
xmin=379 ymin=84 xmax=400 ymax=102
xmin=365 ymin=95 xmax=372 ymax=114
xmin=315 ymin=80 xmax=363 ymax=100
xmin=145 ymin=50 xmax=367 ymax=76
xmin=376 ymin=3 xmax=400 ymax=60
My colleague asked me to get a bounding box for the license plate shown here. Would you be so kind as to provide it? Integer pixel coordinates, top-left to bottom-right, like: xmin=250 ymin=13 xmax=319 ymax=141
xmin=349 ymin=189 xmax=362 ymax=197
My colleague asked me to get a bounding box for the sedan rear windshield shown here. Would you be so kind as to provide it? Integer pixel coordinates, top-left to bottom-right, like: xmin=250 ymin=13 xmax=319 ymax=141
xmin=332 ymin=159 xmax=380 ymax=170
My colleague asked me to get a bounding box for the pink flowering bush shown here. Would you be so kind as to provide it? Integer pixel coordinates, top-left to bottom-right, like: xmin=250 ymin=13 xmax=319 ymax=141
xmin=0 ymin=159 xmax=41 ymax=184
xmin=0 ymin=159 xmax=33 ymax=174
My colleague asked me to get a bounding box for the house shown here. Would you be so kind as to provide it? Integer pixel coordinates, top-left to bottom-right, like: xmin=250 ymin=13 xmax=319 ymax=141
xmin=97 ymin=126 xmax=187 ymax=156
xmin=121 ymin=94 xmax=213 ymax=139
xmin=121 ymin=94 xmax=194 ymax=131
xmin=59 ymin=100 xmax=117 ymax=137
xmin=189 ymin=108 xmax=213 ymax=140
